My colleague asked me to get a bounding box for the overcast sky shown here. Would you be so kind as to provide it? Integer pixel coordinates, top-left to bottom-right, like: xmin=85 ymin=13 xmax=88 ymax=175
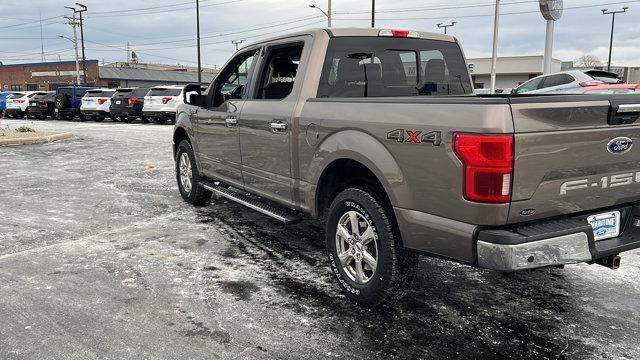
xmin=1 ymin=0 xmax=638 ymax=68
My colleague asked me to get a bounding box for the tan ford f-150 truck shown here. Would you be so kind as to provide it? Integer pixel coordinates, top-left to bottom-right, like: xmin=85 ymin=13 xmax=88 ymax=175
xmin=173 ymin=28 xmax=640 ymax=306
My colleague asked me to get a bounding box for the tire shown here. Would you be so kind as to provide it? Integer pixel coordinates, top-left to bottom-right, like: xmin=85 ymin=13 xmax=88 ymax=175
xmin=176 ymin=140 xmax=212 ymax=206
xmin=54 ymin=94 xmax=69 ymax=110
xmin=122 ymin=116 xmax=133 ymax=124
xmin=94 ymin=117 xmax=104 ymax=122
xmin=326 ymin=187 xmax=418 ymax=307
xmin=155 ymin=118 xmax=167 ymax=125
xmin=64 ymin=114 xmax=75 ymax=121
xmin=38 ymin=115 xmax=47 ymax=120
xmin=141 ymin=115 xmax=150 ymax=123
xmin=79 ymin=113 xmax=88 ymax=122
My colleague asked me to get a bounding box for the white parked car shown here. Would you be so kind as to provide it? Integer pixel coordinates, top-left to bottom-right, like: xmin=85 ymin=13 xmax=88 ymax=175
xmin=142 ymin=86 xmax=187 ymax=124
xmin=4 ymin=91 xmax=43 ymax=119
xmin=80 ymin=88 xmax=116 ymax=122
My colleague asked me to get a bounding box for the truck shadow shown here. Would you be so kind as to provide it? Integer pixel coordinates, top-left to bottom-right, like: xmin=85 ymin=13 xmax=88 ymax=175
xmin=196 ymin=199 xmax=597 ymax=359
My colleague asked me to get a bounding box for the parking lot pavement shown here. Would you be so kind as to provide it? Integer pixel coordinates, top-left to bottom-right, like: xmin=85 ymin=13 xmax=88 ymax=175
xmin=0 ymin=119 xmax=639 ymax=359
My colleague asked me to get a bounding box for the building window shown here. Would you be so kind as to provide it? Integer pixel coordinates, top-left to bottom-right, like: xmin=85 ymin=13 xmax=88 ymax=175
xmin=10 ymin=85 xmax=21 ymax=91
xmin=27 ymin=84 xmax=38 ymax=91
xmin=474 ymin=83 xmax=484 ymax=89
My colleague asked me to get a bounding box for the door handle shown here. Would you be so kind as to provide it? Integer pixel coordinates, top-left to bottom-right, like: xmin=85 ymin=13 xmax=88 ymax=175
xmin=225 ymin=117 xmax=238 ymax=127
xmin=270 ymin=121 xmax=288 ymax=133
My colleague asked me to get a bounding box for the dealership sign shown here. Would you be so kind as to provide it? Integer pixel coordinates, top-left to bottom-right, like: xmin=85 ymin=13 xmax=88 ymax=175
xmin=539 ymin=0 xmax=563 ymax=21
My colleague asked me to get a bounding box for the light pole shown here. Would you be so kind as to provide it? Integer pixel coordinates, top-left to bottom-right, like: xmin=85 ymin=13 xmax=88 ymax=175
xmin=602 ymin=7 xmax=628 ymax=72
xmin=232 ymin=40 xmax=245 ymax=51
xmin=309 ymin=2 xmax=331 ymax=27
xmin=490 ymin=0 xmax=501 ymax=94
xmin=196 ymin=0 xmax=202 ymax=85
xmin=437 ymin=22 xmax=457 ymax=34
xmin=59 ymin=35 xmax=80 ymax=84
xmin=75 ymin=3 xmax=87 ymax=83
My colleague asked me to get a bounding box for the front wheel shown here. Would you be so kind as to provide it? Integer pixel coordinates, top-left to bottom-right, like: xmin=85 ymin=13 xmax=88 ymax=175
xmin=326 ymin=187 xmax=418 ymax=307
xmin=176 ymin=140 xmax=212 ymax=206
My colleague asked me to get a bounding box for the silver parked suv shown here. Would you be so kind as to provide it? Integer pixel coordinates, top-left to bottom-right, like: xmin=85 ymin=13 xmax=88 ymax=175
xmin=513 ymin=69 xmax=623 ymax=94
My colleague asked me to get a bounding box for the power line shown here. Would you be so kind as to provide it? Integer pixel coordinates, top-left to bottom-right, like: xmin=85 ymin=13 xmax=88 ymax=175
xmin=87 ymin=0 xmax=246 ymax=18
xmin=331 ymin=0 xmax=640 ymax=21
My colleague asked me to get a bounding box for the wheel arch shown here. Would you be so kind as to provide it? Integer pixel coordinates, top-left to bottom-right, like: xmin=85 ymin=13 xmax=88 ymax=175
xmin=309 ymin=130 xmax=408 ymax=218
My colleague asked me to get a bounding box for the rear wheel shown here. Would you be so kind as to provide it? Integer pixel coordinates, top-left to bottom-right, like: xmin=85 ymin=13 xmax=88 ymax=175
xmin=122 ymin=116 xmax=133 ymax=123
xmin=176 ymin=140 xmax=212 ymax=206
xmin=94 ymin=117 xmax=104 ymax=122
xmin=141 ymin=115 xmax=150 ymax=123
xmin=326 ymin=187 xmax=418 ymax=307
xmin=79 ymin=113 xmax=88 ymax=122
xmin=155 ymin=118 xmax=167 ymax=125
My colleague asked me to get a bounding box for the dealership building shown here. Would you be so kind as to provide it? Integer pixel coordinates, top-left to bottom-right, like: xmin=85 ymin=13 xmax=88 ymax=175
xmin=0 ymin=60 xmax=218 ymax=91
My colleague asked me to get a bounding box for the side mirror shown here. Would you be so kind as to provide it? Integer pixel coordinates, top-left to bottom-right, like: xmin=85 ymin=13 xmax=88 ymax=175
xmin=183 ymin=84 xmax=205 ymax=107
xmin=510 ymin=88 xmax=517 ymax=94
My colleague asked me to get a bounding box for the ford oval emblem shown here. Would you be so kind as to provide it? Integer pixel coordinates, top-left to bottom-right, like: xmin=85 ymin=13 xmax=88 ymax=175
xmin=607 ymin=137 xmax=633 ymax=155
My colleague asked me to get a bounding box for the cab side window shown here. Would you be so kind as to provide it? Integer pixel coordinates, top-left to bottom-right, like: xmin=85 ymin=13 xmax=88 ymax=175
xmin=256 ymin=44 xmax=304 ymax=100
xmin=212 ymin=51 xmax=257 ymax=108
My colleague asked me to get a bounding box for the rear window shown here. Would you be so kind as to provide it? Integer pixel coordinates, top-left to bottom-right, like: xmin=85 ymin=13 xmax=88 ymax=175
xmin=133 ymin=88 xmax=150 ymax=97
xmin=30 ymin=93 xmax=51 ymax=100
xmin=84 ymin=90 xmax=116 ymax=98
xmin=317 ymin=37 xmax=472 ymax=98
xmin=149 ymin=88 xmax=182 ymax=97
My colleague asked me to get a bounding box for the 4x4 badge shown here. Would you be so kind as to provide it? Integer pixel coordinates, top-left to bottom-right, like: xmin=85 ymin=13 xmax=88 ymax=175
xmin=386 ymin=129 xmax=442 ymax=146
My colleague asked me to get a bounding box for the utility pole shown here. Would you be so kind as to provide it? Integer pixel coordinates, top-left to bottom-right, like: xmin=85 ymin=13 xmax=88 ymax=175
xmin=232 ymin=40 xmax=245 ymax=51
xmin=75 ymin=3 xmax=87 ymax=83
xmin=60 ymin=32 xmax=80 ymax=84
xmin=602 ymin=7 xmax=628 ymax=72
xmin=371 ymin=0 xmax=375 ymax=28
xmin=196 ymin=0 xmax=202 ymax=85
xmin=437 ymin=22 xmax=457 ymax=34
xmin=490 ymin=0 xmax=501 ymax=94
xmin=126 ymin=42 xmax=130 ymax=62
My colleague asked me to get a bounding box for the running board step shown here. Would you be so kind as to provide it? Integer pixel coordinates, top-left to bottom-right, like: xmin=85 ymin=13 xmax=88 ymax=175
xmin=201 ymin=181 xmax=301 ymax=224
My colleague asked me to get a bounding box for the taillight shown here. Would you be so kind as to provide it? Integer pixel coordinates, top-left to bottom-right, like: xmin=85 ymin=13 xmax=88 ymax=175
xmin=128 ymin=97 xmax=137 ymax=105
xmin=14 ymin=100 xmax=25 ymax=103
xmin=98 ymin=98 xmax=108 ymax=105
xmin=579 ymin=81 xmax=605 ymax=87
xmin=39 ymin=100 xmax=47 ymax=104
xmin=454 ymin=133 xmax=513 ymax=204
xmin=162 ymin=97 xmax=173 ymax=104
xmin=378 ymin=29 xmax=420 ymax=38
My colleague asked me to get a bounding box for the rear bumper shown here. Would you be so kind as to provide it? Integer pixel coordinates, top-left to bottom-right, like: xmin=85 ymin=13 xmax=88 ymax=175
xmin=5 ymin=108 xmax=25 ymax=115
xmin=143 ymin=111 xmax=176 ymax=120
xmin=477 ymin=205 xmax=640 ymax=271
xmin=81 ymin=110 xmax=109 ymax=118
xmin=111 ymin=108 xmax=142 ymax=117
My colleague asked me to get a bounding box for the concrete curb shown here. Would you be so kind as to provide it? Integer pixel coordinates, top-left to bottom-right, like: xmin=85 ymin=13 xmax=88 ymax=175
xmin=0 ymin=132 xmax=74 ymax=146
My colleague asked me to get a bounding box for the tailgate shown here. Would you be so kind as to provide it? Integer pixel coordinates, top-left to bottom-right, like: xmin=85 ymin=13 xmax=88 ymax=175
xmin=509 ymin=95 xmax=640 ymax=223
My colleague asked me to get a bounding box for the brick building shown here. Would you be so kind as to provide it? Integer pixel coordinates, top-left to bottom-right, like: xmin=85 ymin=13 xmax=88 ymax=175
xmin=0 ymin=60 xmax=103 ymax=91
xmin=0 ymin=60 xmax=218 ymax=91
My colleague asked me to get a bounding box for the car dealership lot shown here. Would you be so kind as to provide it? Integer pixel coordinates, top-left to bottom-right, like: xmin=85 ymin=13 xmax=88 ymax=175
xmin=1 ymin=119 xmax=639 ymax=360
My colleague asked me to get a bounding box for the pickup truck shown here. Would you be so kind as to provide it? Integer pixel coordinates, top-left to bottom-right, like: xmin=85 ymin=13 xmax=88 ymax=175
xmin=173 ymin=28 xmax=640 ymax=306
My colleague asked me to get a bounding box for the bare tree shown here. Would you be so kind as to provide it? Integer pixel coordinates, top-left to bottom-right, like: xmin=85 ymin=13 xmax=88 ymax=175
xmin=576 ymin=55 xmax=603 ymax=68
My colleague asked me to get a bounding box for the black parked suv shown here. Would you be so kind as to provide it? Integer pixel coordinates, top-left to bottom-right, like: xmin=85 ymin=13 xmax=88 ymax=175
xmin=53 ymin=85 xmax=96 ymax=120
xmin=26 ymin=92 xmax=56 ymax=120
xmin=110 ymin=87 xmax=150 ymax=123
